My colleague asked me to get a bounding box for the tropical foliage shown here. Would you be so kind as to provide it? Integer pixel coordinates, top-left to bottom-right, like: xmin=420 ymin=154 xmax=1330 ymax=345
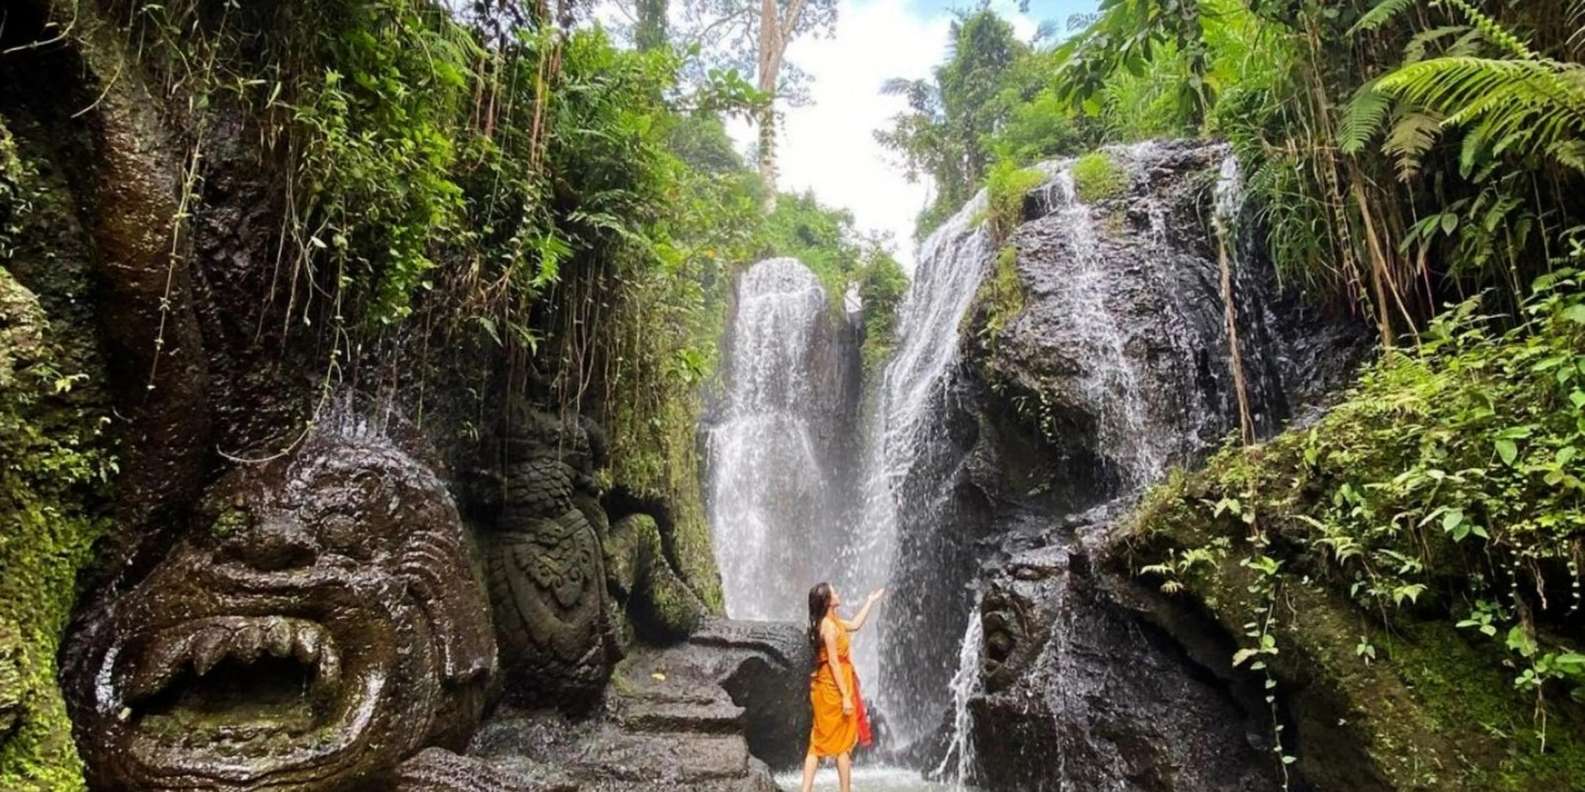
xmin=1134 ymin=258 xmax=1585 ymax=781
xmin=882 ymin=0 xmax=1585 ymax=341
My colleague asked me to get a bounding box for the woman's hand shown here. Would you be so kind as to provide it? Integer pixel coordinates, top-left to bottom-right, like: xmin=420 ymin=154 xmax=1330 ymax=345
xmin=842 ymin=696 xmax=854 ymax=716
xmin=848 ymin=588 xmax=889 ymax=632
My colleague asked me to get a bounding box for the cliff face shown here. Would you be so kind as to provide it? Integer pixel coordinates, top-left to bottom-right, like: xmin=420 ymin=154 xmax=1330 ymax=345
xmin=896 ymin=141 xmax=1369 ymax=789
xmin=1 ymin=3 xmax=735 ymax=788
xmin=900 ymin=136 xmax=1585 ymax=792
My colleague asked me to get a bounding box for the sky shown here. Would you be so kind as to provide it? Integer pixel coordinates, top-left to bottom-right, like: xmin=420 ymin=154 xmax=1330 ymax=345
xmin=726 ymin=0 xmax=1097 ymax=271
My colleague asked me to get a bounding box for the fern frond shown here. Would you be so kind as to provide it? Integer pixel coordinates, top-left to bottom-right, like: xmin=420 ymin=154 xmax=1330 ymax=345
xmin=1339 ymin=81 xmax=1394 ymax=154
xmin=1350 ymin=0 xmax=1426 ymax=34
xmin=1549 ymin=140 xmax=1585 ymax=172
xmin=1384 ymin=111 xmax=1443 ymax=180
xmin=1570 ymin=0 xmax=1585 ymax=54
xmin=1379 ymin=57 xmax=1585 ymax=129
xmin=1441 ymin=0 xmax=1536 ymax=60
xmin=1377 ymin=55 xmax=1585 ymax=174
xmin=1352 ymin=0 xmax=1420 ymax=34
xmin=1403 ymin=25 xmax=1471 ymax=63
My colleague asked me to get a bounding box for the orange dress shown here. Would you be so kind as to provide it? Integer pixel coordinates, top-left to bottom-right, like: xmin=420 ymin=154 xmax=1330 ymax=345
xmin=809 ymin=620 xmax=873 ymax=758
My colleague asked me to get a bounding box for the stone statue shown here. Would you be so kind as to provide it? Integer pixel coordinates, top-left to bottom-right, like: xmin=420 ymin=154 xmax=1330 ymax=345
xmin=464 ymin=405 xmax=618 ymax=708
xmin=63 ymin=427 xmax=496 ymax=791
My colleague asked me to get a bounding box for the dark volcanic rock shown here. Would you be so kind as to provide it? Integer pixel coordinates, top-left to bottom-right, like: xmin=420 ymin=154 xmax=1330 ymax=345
xmin=979 ymin=141 xmax=1365 ymax=492
xmin=452 ymin=621 xmax=799 ymax=790
xmin=687 ymin=618 xmax=813 ymax=769
xmin=965 ymin=506 xmax=1284 ymax=791
xmin=894 ymin=141 xmax=1364 ymax=789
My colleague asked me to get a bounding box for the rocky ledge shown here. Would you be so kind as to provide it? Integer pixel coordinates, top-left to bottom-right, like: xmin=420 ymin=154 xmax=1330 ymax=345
xmin=396 ymin=619 xmax=811 ymax=792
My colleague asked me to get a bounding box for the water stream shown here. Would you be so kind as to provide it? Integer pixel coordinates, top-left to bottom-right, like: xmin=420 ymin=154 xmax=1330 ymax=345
xmin=705 ymin=257 xmax=856 ymax=620
xmin=708 ymin=147 xmax=1238 ymax=789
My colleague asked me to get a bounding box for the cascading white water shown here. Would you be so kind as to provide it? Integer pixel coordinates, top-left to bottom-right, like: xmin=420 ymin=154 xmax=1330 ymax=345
xmin=1215 ymin=153 xmax=1243 ymax=221
xmin=708 ymin=147 xmax=1249 ymax=791
xmin=706 ymin=257 xmax=851 ymax=620
xmin=933 ymin=597 xmax=985 ymax=790
xmin=846 ymin=189 xmax=993 ymax=727
xmin=1045 ymin=166 xmax=1166 ymax=486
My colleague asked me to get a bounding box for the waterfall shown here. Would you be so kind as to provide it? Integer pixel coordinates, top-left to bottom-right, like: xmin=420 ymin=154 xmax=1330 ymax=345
xmin=849 ymin=189 xmax=993 ymax=737
xmin=705 ymin=257 xmax=859 ymax=621
xmin=1044 ymin=165 xmax=1165 ymax=486
xmin=933 ymin=597 xmax=984 ymax=790
xmin=707 ymin=144 xmax=1284 ymax=791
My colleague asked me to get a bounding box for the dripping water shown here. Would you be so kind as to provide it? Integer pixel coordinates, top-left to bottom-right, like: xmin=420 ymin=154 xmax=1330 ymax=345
xmin=933 ymin=597 xmax=984 ymax=790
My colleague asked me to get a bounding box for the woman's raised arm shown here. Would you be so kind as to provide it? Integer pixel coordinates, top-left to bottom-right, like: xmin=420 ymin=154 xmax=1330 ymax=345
xmin=846 ymin=588 xmax=887 ymax=632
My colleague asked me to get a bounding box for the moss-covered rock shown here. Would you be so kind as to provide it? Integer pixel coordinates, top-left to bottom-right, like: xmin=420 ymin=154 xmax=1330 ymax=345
xmin=1125 ymin=276 xmax=1585 ymax=790
xmin=604 ymin=513 xmax=706 ymax=644
xmin=0 ymin=116 xmax=115 ymax=792
xmin=1071 ymin=151 xmax=1127 ymax=204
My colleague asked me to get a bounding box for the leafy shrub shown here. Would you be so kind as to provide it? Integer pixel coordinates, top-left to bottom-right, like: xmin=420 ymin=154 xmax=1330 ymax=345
xmin=856 ymin=250 xmax=907 ymax=375
xmin=981 ymin=161 xmax=1044 ymax=245
xmin=1071 ymin=151 xmax=1126 ymax=204
xmin=1136 ymin=257 xmax=1585 ymax=750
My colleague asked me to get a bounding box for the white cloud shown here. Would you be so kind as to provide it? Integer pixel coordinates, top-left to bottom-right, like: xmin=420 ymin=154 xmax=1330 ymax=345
xmin=730 ymin=0 xmax=1044 ymax=272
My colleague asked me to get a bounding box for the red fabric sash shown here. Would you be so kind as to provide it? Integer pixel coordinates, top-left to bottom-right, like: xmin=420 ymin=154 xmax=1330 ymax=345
xmin=852 ymin=669 xmax=874 ymax=747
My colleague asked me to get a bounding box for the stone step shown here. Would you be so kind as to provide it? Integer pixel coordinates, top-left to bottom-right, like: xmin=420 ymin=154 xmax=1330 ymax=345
xmin=567 ymin=729 xmax=756 ymax=785
xmin=609 ymin=695 xmax=745 ymax=735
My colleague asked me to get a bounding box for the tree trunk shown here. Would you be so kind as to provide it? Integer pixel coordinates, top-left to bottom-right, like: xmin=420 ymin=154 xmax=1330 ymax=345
xmin=1212 ymin=214 xmax=1255 ymax=446
xmin=635 ymin=0 xmax=668 ymax=51
xmin=756 ymin=0 xmax=781 ymax=210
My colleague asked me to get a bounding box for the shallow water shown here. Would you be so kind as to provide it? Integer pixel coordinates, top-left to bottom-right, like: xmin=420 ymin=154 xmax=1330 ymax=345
xmin=773 ymin=766 xmax=974 ymax=792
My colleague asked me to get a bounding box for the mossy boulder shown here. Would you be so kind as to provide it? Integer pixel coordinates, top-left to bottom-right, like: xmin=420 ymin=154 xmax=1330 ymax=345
xmin=1125 ymin=278 xmax=1585 ymax=790
xmin=0 ymin=118 xmax=115 ymax=791
xmin=604 ymin=513 xmax=707 ymax=644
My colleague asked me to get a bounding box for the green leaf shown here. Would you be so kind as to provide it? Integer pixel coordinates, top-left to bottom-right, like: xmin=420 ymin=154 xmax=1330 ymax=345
xmin=1563 ymin=304 xmax=1585 ymax=324
xmin=1496 ymin=438 xmax=1518 ymax=465
xmin=1507 ymin=625 xmax=1537 ymax=658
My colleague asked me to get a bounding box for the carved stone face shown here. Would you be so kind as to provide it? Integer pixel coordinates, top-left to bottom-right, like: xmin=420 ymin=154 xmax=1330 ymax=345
xmin=66 ymin=432 xmax=494 ymax=791
xmin=980 ymin=546 xmax=1066 ymax=694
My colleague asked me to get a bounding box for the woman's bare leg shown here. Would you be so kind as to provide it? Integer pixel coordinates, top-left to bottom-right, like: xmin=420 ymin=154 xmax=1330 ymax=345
xmin=836 ymin=752 xmax=852 ymax=792
xmin=800 ymin=750 xmax=820 ymax=792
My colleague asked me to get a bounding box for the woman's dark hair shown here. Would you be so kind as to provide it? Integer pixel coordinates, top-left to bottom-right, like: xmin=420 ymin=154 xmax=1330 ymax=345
xmin=807 ymin=582 xmax=833 ymax=660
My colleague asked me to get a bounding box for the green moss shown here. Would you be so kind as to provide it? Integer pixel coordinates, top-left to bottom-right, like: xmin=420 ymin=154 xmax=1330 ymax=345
xmin=1072 ymin=151 xmax=1127 ymax=204
xmin=1128 ymin=275 xmax=1585 ymax=790
xmin=978 ymin=161 xmax=1045 ymax=245
xmin=210 ymin=508 xmax=249 ymax=539
xmin=0 ymin=118 xmax=114 ymax=792
xmin=1389 ymin=623 xmax=1585 ymax=790
xmin=982 ymin=244 xmax=1025 ymax=338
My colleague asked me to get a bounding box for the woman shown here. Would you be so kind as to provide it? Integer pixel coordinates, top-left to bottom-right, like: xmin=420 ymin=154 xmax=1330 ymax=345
xmin=800 ymin=582 xmax=886 ymax=792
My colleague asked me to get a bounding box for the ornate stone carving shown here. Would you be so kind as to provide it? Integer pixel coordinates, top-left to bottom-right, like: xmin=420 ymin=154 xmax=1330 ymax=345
xmin=468 ymin=407 xmax=615 ymax=706
xmin=63 ymin=429 xmax=495 ymax=791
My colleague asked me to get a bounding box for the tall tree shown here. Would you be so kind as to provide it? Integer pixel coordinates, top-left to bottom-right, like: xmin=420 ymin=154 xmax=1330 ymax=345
xmin=876 ymin=9 xmax=1031 ymax=236
xmin=680 ymin=0 xmax=839 ymax=206
xmin=634 ymin=0 xmax=669 ymax=51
